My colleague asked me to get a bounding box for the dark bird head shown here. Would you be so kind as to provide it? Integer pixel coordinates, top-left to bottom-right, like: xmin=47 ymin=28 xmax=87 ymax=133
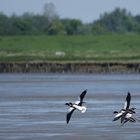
xmin=65 ymin=103 xmax=69 ymax=106
xmin=113 ymin=111 xmax=118 ymax=114
xmin=131 ymin=107 xmax=136 ymax=110
xmin=65 ymin=102 xmax=73 ymax=107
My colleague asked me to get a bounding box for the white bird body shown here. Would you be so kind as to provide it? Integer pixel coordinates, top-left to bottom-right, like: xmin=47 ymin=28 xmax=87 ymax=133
xmin=72 ymin=104 xmax=86 ymax=113
xmin=125 ymin=113 xmax=132 ymax=118
xmin=65 ymin=89 xmax=87 ymax=124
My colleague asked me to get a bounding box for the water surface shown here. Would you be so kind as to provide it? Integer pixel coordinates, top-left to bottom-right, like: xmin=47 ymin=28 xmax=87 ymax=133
xmin=0 ymin=73 xmax=140 ymax=140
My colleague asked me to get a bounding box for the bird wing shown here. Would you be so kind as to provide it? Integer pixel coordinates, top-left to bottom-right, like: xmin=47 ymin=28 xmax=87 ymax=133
xmin=79 ymin=89 xmax=87 ymax=106
xmin=68 ymin=107 xmax=75 ymax=112
xmin=75 ymin=100 xmax=80 ymax=105
xmin=121 ymin=111 xmax=128 ymax=123
xmin=129 ymin=117 xmax=136 ymax=122
xmin=113 ymin=112 xmax=123 ymax=121
xmin=133 ymin=117 xmax=140 ymax=123
xmin=124 ymin=92 xmax=131 ymax=109
xmin=66 ymin=108 xmax=75 ymax=124
xmin=121 ymin=118 xmax=129 ymax=126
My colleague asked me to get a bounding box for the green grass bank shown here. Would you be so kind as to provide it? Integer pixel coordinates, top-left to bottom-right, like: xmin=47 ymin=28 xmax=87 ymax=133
xmin=0 ymin=35 xmax=140 ymax=63
xmin=0 ymin=35 xmax=140 ymax=73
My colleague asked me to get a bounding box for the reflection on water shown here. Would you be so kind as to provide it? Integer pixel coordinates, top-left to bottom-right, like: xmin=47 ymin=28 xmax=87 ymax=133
xmin=0 ymin=73 xmax=140 ymax=140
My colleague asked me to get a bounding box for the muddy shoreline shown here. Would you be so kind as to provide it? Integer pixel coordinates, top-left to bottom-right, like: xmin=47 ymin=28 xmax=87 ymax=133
xmin=0 ymin=62 xmax=140 ymax=73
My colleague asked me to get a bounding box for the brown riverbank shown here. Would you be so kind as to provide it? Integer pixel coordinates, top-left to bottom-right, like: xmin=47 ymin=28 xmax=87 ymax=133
xmin=0 ymin=62 xmax=140 ymax=73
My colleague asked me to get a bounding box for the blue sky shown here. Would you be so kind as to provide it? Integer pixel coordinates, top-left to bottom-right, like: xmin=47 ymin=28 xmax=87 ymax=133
xmin=0 ymin=0 xmax=140 ymax=23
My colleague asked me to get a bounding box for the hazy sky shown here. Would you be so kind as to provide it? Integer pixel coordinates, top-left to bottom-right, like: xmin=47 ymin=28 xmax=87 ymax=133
xmin=0 ymin=0 xmax=140 ymax=23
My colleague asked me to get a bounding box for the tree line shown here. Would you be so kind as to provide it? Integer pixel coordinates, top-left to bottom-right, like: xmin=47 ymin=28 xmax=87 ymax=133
xmin=0 ymin=5 xmax=140 ymax=36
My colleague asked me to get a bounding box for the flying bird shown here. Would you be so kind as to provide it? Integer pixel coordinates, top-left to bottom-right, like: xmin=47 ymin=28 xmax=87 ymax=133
xmin=120 ymin=111 xmax=136 ymax=126
xmin=113 ymin=92 xmax=136 ymax=125
xmin=65 ymin=89 xmax=87 ymax=124
xmin=113 ymin=92 xmax=135 ymax=123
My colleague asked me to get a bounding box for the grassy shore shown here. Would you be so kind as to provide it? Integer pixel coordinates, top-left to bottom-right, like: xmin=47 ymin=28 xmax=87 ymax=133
xmin=0 ymin=35 xmax=140 ymax=62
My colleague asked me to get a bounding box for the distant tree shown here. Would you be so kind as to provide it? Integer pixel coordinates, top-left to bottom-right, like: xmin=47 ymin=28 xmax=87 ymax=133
xmin=0 ymin=12 xmax=9 ymax=35
xmin=76 ymin=24 xmax=92 ymax=35
xmin=42 ymin=2 xmax=66 ymax=35
xmin=31 ymin=15 xmax=49 ymax=34
xmin=62 ymin=19 xmax=82 ymax=35
xmin=43 ymin=2 xmax=58 ymax=23
xmin=0 ymin=6 xmax=140 ymax=36
xmin=7 ymin=14 xmax=32 ymax=35
xmin=135 ymin=15 xmax=140 ymax=33
xmin=92 ymin=8 xmax=140 ymax=34
xmin=92 ymin=22 xmax=110 ymax=35
xmin=47 ymin=19 xmax=66 ymax=35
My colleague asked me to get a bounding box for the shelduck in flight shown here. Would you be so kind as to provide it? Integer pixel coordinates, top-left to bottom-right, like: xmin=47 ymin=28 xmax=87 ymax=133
xmin=113 ymin=92 xmax=138 ymax=125
xmin=65 ymin=89 xmax=87 ymax=124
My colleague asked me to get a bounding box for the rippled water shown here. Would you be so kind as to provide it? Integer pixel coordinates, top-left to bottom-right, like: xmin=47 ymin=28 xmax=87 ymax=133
xmin=0 ymin=73 xmax=140 ymax=140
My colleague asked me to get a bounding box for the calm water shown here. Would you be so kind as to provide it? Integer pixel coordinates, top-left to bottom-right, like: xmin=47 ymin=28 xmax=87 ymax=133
xmin=0 ymin=73 xmax=140 ymax=140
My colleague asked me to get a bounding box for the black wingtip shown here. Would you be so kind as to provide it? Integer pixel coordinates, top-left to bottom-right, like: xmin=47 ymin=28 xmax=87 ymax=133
xmin=127 ymin=92 xmax=131 ymax=96
xmin=113 ymin=117 xmax=118 ymax=121
xmin=66 ymin=109 xmax=75 ymax=124
xmin=82 ymin=89 xmax=87 ymax=94
xmin=80 ymin=89 xmax=87 ymax=102
xmin=84 ymin=89 xmax=88 ymax=94
xmin=127 ymin=92 xmax=131 ymax=100
xmin=66 ymin=115 xmax=70 ymax=124
xmin=126 ymin=92 xmax=131 ymax=106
